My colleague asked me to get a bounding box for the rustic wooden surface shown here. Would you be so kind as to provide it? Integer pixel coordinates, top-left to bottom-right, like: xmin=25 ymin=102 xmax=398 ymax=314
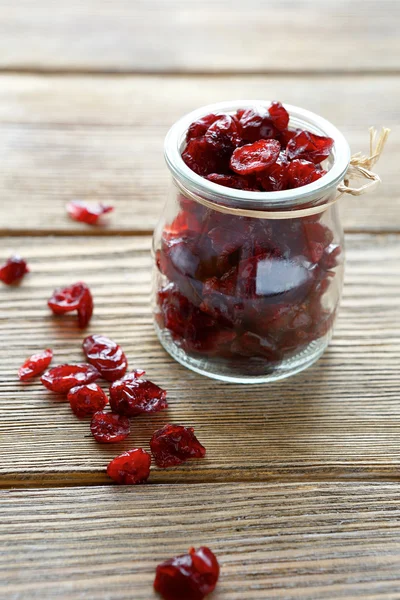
xmin=1 ymin=2 xmax=399 ymax=598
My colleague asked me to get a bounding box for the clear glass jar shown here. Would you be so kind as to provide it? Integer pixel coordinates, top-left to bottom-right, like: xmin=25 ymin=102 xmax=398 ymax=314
xmin=152 ymin=101 xmax=351 ymax=383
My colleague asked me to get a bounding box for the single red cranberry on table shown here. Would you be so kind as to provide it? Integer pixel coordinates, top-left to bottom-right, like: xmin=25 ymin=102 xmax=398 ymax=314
xmin=41 ymin=363 xmax=100 ymax=394
xmin=18 ymin=348 xmax=53 ymax=382
xmin=66 ymin=200 xmax=114 ymax=225
xmin=109 ymin=372 xmax=168 ymax=417
xmin=154 ymin=546 xmax=220 ymax=600
xmin=107 ymin=448 xmax=151 ymax=484
xmin=0 ymin=256 xmax=29 ymax=285
xmin=83 ymin=335 xmax=128 ymax=382
xmin=90 ymin=411 xmax=130 ymax=443
xmin=48 ymin=282 xmax=93 ymax=328
xmin=67 ymin=383 xmax=108 ymax=418
xmin=150 ymin=424 xmax=206 ymax=468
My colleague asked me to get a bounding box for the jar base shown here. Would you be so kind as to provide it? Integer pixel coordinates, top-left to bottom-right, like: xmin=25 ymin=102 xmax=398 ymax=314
xmin=155 ymin=325 xmax=329 ymax=384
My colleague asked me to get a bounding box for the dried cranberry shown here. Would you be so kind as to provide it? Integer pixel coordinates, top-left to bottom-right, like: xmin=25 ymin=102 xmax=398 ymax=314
xmin=90 ymin=411 xmax=130 ymax=443
xmin=48 ymin=282 xmax=93 ymax=329
xmin=206 ymin=173 xmax=259 ymax=191
xmin=186 ymin=114 xmax=220 ymax=141
xmin=287 ymin=159 xmax=325 ymax=188
xmin=41 ymin=363 xmax=100 ymax=394
xmin=268 ymin=101 xmax=289 ymax=131
xmin=107 ymin=448 xmax=151 ymax=485
xmin=154 ymin=547 xmax=220 ymax=600
xmin=238 ymin=107 xmax=278 ymax=142
xmin=286 ymin=130 xmax=334 ymax=164
xmin=110 ymin=374 xmax=167 ymax=417
xmin=0 ymin=256 xmax=29 ymax=285
xmin=82 ymin=335 xmax=128 ymax=382
xmin=182 ymin=137 xmax=228 ymax=177
xmin=18 ymin=349 xmax=53 ymax=382
xmin=150 ymin=424 xmax=206 ymax=468
xmin=66 ymin=200 xmax=113 ymax=225
xmin=67 ymin=383 xmax=108 ymax=418
xmin=205 ymin=115 xmax=242 ymax=152
xmin=257 ymin=152 xmax=289 ymax=191
xmin=230 ymin=139 xmax=280 ymax=175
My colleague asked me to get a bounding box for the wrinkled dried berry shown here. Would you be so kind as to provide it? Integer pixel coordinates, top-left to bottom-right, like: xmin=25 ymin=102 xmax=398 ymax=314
xmin=206 ymin=173 xmax=259 ymax=191
xmin=286 ymin=130 xmax=334 ymax=164
xmin=48 ymin=282 xmax=93 ymax=329
xmin=66 ymin=200 xmax=113 ymax=225
xmin=110 ymin=373 xmax=168 ymax=417
xmin=107 ymin=448 xmax=151 ymax=485
xmin=186 ymin=114 xmax=220 ymax=141
xmin=18 ymin=349 xmax=53 ymax=382
xmin=67 ymin=383 xmax=108 ymax=418
xmin=268 ymin=101 xmax=290 ymax=131
xmin=83 ymin=335 xmax=128 ymax=382
xmin=90 ymin=411 xmax=130 ymax=443
xmin=41 ymin=363 xmax=100 ymax=394
xmin=230 ymin=139 xmax=281 ymax=175
xmin=154 ymin=546 xmax=220 ymax=600
xmin=238 ymin=107 xmax=278 ymax=142
xmin=150 ymin=424 xmax=206 ymax=468
xmin=287 ymin=159 xmax=326 ymax=188
xmin=0 ymin=256 xmax=29 ymax=285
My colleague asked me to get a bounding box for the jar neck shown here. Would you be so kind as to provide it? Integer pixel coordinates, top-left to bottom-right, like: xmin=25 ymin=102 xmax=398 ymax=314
xmin=164 ymin=100 xmax=351 ymax=212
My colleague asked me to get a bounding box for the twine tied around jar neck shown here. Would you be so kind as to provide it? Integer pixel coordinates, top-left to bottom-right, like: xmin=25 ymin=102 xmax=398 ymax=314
xmin=175 ymin=127 xmax=390 ymax=220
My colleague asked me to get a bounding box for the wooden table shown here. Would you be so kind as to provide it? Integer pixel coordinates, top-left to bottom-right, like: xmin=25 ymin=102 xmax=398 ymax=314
xmin=1 ymin=2 xmax=399 ymax=598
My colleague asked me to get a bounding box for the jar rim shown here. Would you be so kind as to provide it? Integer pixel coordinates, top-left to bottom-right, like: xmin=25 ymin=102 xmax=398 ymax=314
xmin=164 ymin=100 xmax=351 ymax=209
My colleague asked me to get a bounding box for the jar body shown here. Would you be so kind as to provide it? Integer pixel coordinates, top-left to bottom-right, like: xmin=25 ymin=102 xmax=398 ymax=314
xmin=152 ymin=183 xmax=345 ymax=383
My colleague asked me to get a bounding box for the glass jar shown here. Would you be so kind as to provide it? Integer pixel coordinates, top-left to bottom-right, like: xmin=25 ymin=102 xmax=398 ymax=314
xmin=152 ymin=101 xmax=351 ymax=383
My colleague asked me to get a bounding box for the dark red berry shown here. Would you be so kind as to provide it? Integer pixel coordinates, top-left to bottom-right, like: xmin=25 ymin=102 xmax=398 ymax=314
xmin=0 ymin=256 xmax=29 ymax=285
xmin=186 ymin=114 xmax=220 ymax=141
xmin=268 ymin=101 xmax=290 ymax=131
xmin=107 ymin=448 xmax=151 ymax=484
xmin=150 ymin=424 xmax=206 ymax=468
xmin=206 ymin=173 xmax=260 ymax=191
xmin=18 ymin=349 xmax=53 ymax=382
xmin=48 ymin=282 xmax=93 ymax=329
xmin=154 ymin=546 xmax=220 ymax=600
xmin=41 ymin=363 xmax=100 ymax=394
xmin=67 ymin=383 xmax=108 ymax=418
xmin=230 ymin=139 xmax=281 ymax=175
xmin=109 ymin=374 xmax=168 ymax=417
xmin=287 ymin=159 xmax=325 ymax=188
xmin=238 ymin=107 xmax=278 ymax=142
xmin=82 ymin=335 xmax=128 ymax=382
xmin=286 ymin=130 xmax=334 ymax=164
xmin=66 ymin=200 xmax=113 ymax=225
xmin=90 ymin=411 xmax=130 ymax=443
xmin=182 ymin=136 xmax=228 ymax=177
xmin=205 ymin=115 xmax=242 ymax=151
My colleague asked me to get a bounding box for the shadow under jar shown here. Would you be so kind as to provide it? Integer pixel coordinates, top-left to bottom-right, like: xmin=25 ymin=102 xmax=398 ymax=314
xmin=152 ymin=101 xmax=351 ymax=383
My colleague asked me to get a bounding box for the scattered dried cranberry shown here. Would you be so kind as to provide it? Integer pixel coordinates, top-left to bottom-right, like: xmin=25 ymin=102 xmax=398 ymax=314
xmin=66 ymin=200 xmax=114 ymax=225
xmin=286 ymin=130 xmax=334 ymax=164
xmin=107 ymin=448 xmax=151 ymax=484
xmin=110 ymin=373 xmax=168 ymax=417
xmin=82 ymin=335 xmax=128 ymax=382
xmin=67 ymin=383 xmax=108 ymax=418
xmin=18 ymin=349 xmax=53 ymax=382
xmin=41 ymin=363 xmax=100 ymax=394
xmin=150 ymin=424 xmax=206 ymax=468
xmin=48 ymin=282 xmax=93 ymax=329
xmin=230 ymin=139 xmax=281 ymax=175
xmin=0 ymin=256 xmax=29 ymax=285
xmin=90 ymin=411 xmax=130 ymax=443
xmin=154 ymin=546 xmax=220 ymax=600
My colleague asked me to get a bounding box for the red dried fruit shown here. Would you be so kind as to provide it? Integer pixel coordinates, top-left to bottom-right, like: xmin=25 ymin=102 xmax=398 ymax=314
xmin=287 ymin=159 xmax=325 ymax=188
xmin=230 ymin=139 xmax=281 ymax=175
xmin=268 ymin=101 xmax=289 ymax=131
xmin=0 ymin=256 xmax=29 ymax=285
xmin=18 ymin=349 xmax=53 ymax=382
xmin=67 ymin=383 xmax=108 ymax=418
xmin=48 ymin=282 xmax=93 ymax=329
xmin=205 ymin=115 xmax=242 ymax=151
xmin=66 ymin=200 xmax=113 ymax=225
xmin=150 ymin=424 xmax=206 ymax=468
xmin=206 ymin=173 xmax=259 ymax=191
xmin=90 ymin=411 xmax=130 ymax=443
xmin=286 ymin=130 xmax=334 ymax=164
xmin=257 ymin=152 xmax=289 ymax=191
xmin=154 ymin=546 xmax=220 ymax=600
xmin=83 ymin=335 xmax=128 ymax=382
xmin=238 ymin=107 xmax=278 ymax=142
xmin=186 ymin=114 xmax=220 ymax=141
xmin=110 ymin=373 xmax=167 ymax=417
xmin=182 ymin=137 xmax=228 ymax=177
xmin=107 ymin=448 xmax=151 ymax=485
xmin=41 ymin=363 xmax=100 ymax=394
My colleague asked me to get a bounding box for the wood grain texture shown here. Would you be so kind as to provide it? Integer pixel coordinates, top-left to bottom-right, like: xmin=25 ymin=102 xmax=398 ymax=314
xmin=1 ymin=482 xmax=400 ymax=599
xmin=0 ymin=74 xmax=398 ymax=235
xmin=1 ymin=234 xmax=399 ymax=487
xmin=0 ymin=1 xmax=398 ymax=73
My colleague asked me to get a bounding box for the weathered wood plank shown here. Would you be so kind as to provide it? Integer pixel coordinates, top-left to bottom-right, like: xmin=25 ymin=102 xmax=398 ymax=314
xmin=1 ymin=482 xmax=400 ymax=599
xmin=0 ymin=1 xmax=398 ymax=73
xmin=0 ymin=74 xmax=398 ymax=234
xmin=0 ymin=234 xmax=399 ymax=486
